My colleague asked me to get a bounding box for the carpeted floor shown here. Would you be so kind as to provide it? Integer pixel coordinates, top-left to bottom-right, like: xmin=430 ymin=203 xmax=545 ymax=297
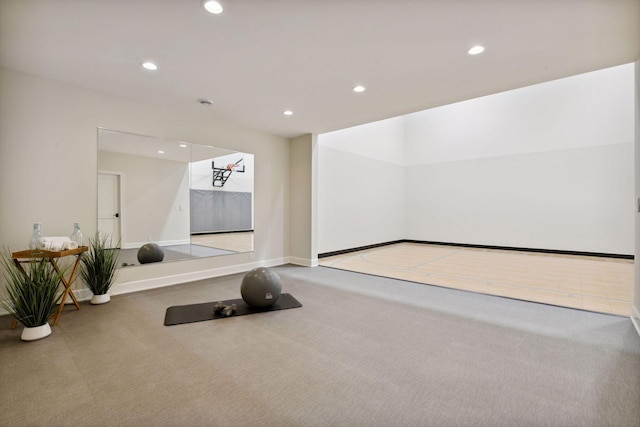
xmin=0 ymin=265 xmax=638 ymax=426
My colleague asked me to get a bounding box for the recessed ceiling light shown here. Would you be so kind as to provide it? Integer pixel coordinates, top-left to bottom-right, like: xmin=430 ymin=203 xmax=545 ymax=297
xmin=199 ymin=99 xmax=213 ymax=106
xmin=202 ymin=0 xmax=223 ymax=14
xmin=142 ymin=61 xmax=158 ymax=71
xmin=353 ymin=85 xmax=366 ymax=93
xmin=157 ymin=150 xmax=165 ymax=154
xmin=179 ymin=143 xmax=188 ymax=148
xmin=468 ymin=45 xmax=485 ymax=55
xmin=283 ymin=110 xmax=293 ymax=116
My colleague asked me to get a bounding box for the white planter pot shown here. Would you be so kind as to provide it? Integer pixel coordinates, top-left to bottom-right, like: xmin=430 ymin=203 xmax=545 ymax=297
xmin=91 ymin=293 xmax=111 ymax=305
xmin=21 ymin=323 xmax=52 ymax=341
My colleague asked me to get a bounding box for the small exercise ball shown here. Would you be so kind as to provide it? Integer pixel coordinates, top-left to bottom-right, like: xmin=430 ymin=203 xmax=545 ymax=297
xmin=241 ymin=267 xmax=282 ymax=308
xmin=137 ymin=243 xmax=164 ymax=264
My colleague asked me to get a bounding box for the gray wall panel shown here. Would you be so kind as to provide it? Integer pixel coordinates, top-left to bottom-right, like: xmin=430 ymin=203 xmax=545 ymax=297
xmin=191 ymin=190 xmax=252 ymax=233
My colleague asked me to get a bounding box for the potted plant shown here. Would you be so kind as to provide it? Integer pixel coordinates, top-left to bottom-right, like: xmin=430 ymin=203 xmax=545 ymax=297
xmin=0 ymin=252 xmax=64 ymax=341
xmin=79 ymin=232 xmax=119 ymax=304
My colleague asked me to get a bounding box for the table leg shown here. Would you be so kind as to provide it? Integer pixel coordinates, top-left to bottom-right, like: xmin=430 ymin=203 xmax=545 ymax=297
xmin=51 ymin=256 xmax=82 ymax=325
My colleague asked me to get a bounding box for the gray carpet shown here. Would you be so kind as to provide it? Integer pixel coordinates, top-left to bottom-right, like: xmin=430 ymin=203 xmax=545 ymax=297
xmin=0 ymin=265 xmax=638 ymax=426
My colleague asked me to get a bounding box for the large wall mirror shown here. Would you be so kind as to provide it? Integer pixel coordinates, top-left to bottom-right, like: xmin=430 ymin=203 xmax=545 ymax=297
xmin=97 ymin=128 xmax=254 ymax=267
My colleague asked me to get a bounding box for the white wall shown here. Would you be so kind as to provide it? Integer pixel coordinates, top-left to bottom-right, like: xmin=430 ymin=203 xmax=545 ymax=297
xmin=318 ymin=117 xmax=406 ymax=253
xmin=405 ymin=64 xmax=634 ymax=254
xmin=318 ymin=63 xmax=635 ymax=255
xmin=289 ymin=134 xmax=318 ymax=266
xmin=633 ymin=60 xmax=640 ymax=335
xmin=99 ymin=151 xmax=190 ymax=248
xmin=0 ymin=67 xmax=290 ymax=297
xmin=404 ymin=65 xmax=634 ymax=163
xmin=405 ymin=143 xmax=633 ymax=253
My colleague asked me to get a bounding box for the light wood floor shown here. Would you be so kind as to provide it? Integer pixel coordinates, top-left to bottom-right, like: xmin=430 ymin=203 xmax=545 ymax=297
xmin=191 ymin=231 xmax=254 ymax=253
xmin=319 ymin=242 xmax=634 ymax=316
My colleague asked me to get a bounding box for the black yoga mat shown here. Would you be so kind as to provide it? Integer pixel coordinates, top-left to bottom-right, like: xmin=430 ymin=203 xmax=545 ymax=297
xmin=164 ymin=293 xmax=302 ymax=326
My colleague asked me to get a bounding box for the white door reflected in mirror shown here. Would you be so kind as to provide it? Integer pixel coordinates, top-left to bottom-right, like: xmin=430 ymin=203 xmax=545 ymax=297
xmin=97 ymin=172 xmax=122 ymax=248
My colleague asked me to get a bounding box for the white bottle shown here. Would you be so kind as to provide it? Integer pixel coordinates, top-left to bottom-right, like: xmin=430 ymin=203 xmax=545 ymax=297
xmin=29 ymin=222 xmax=44 ymax=250
xmin=70 ymin=222 xmax=83 ymax=246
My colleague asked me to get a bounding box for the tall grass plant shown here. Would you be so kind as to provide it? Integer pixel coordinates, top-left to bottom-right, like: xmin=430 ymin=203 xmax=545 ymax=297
xmin=79 ymin=232 xmax=119 ymax=296
xmin=0 ymin=252 xmax=64 ymax=327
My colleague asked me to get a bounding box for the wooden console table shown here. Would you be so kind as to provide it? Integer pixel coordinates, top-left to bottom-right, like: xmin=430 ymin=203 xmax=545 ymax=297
xmin=10 ymin=246 xmax=88 ymax=327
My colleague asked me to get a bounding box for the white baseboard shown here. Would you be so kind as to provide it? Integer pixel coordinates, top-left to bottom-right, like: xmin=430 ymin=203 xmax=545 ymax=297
xmin=288 ymin=256 xmax=318 ymax=267
xmin=70 ymin=288 xmax=94 ymax=302
xmin=632 ymin=305 xmax=640 ymax=339
xmin=111 ymin=257 xmax=290 ymax=296
xmin=111 ymin=256 xmax=319 ymax=296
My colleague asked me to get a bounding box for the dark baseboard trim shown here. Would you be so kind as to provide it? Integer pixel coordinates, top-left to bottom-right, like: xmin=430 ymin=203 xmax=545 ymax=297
xmin=319 ymin=239 xmax=634 ymax=260
xmin=318 ymin=240 xmax=405 ymax=258
xmin=191 ymin=229 xmax=254 ymax=236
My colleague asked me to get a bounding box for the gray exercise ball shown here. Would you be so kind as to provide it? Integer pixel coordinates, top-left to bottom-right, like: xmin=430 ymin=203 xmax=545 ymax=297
xmin=240 ymin=267 xmax=282 ymax=308
xmin=137 ymin=243 xmax=165 ymax=264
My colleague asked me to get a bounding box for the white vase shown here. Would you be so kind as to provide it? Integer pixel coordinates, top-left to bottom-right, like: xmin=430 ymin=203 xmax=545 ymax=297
xmin=21 ymin=323 xmax=52 ymax=341
xmin=91 ymin=293 xmax=111 ymax=304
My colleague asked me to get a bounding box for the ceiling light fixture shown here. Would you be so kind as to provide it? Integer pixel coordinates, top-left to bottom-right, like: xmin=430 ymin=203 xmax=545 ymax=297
xmin=157 ymin=150 xmax=165 ymax=154
xmin=283 ymin=110 xmax=293 ymax=116
xmin=142 ymin=61 xmax=158 ymax=71
xmin=179 ymin=143 xmax=188 ymax=148
xmin=202 ymin=0 xmax=223 ymax=14
xmin=353 ymin=85 xmax=366 ymax=93
xmin=468 ymin=45 xmax=485 ymax=55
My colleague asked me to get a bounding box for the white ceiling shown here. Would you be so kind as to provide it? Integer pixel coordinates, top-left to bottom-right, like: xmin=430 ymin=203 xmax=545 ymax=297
xmin=1 ymin=0 xmax=638 ymax=139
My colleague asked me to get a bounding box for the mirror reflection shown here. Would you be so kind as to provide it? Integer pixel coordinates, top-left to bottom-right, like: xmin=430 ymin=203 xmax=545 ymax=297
xmin=97 ymin=129 xmax=254 ymax=267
